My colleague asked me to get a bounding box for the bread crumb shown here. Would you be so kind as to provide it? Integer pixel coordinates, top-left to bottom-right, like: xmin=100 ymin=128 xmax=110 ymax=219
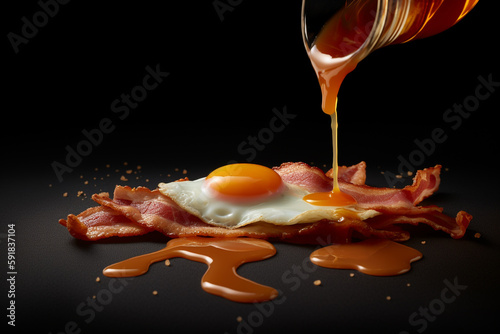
xmin=313 ymin=280 xmax=322 ymax=286
xmin=84 ymin=180 xmax=89 ymax=185
xmin=349 ymin=273 xmax=355 ymax=277
xmin=124 ymin=162 xmax=128 ymax=166
xmin=407 ymin=171 xmax=413 ymax=176
xmin=406 ymin=283 xmax=411 ymax=287
xmin=182 ymin=169 xmax=188 ymax=175
xmin=386 ymin=296 xmax=392 ymax=301
xmin=152 ymin=290 xmax=158 ymax=296
xmin=96 ymin=277 xmax=101 ymax=283
xmin=120 ymin=176 xmax=128 ymax=182
xmin=63 ymin=192 xmax=68 ymax=197
xmin=421 ymin=240 xmax=427 ymax=245
xmin=236 ymin=316 xmax=243 ymax=322
xmin=474 ymin=232 xmax=481 ymax=239
xmin=175 ymin=168 xmax=179 ymax=172
xmin=77 ymin=191 xmax=84 ymax=197
xmin=106 ymin=164 xmax=110 ymax=168
xmin=395 ymin=174 xmax=403 ymax=179
xmin=137 ymin=165 xmax=142 ymax=170
xmin=126 ymin=169 xmax=133 ymax=174
xmin=165 ymin=259 xmax=171 ymax=266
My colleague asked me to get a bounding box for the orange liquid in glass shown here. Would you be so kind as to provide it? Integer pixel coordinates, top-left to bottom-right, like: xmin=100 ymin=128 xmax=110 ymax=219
xmin=304 ymin=0 xmax=479 ymax=206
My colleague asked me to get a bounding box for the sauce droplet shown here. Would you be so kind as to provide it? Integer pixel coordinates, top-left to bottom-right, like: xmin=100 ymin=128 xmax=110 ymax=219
xmin=310 ymin=239 xmax=422 ymax=276
xmin=303 ymin=186 xmax=357 ymax=207
xmin=103 ymin=237 xmax=278 ymax=303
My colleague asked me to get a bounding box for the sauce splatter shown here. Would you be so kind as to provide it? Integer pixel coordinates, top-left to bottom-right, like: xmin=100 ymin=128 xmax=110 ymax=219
xmin=103 ymin=237 xmax=278 ymax=303
xmin=310 ymin=239 xmax=422 ymax=276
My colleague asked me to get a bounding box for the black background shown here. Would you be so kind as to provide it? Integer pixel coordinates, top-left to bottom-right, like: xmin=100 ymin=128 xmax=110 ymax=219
xmin=3 ymin=1 xmax=499 ymax=333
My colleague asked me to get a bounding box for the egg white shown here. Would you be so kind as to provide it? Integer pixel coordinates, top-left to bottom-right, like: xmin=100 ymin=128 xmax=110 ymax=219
xmin=158 ymin=178 xmax=380 ymax=229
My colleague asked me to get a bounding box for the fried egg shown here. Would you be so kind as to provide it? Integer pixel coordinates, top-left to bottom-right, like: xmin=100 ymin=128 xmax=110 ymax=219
xmin=158 ymin=163 xmax=379 ymax=229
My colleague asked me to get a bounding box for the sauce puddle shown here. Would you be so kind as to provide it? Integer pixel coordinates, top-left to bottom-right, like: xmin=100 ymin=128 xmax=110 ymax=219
xmin=310 ymin=239 xmax=422 ymax=276
xmin=103 ymin=237 xmax=278 ymax=303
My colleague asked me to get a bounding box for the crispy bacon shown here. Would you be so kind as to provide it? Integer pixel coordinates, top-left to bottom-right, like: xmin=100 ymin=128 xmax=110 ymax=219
xmin=59 ymin=162 xmax=472 ymax=243
xmin=63 ymin=206 xmax=153 ymax=241
xmin=274 ymin=161 xmax=368 ymax=191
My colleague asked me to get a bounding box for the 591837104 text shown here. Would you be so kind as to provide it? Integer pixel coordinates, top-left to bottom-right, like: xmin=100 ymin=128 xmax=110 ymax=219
xmin=6 ymin=223 xmax=16 ymax=327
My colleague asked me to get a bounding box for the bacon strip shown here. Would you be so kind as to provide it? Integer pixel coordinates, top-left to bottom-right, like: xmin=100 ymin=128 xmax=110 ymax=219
xmin=62 ymin=206 xmax=153 ymax=241
xmin=341 ymin=166 xmax=440 ymax=211
xmin=59 ymin=162 xmax=472 ymax=243
xmin=61 ymin=187 xmax=342 ymax=241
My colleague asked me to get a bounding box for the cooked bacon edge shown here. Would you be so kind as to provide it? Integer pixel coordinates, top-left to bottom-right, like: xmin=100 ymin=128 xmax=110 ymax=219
xmin=59 ymin=162 xmax=472 ymax=244
xmin=63 ymin=206 xmax=154 ymax=241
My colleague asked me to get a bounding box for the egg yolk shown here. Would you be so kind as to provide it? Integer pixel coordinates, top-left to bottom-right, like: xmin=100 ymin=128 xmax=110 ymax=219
xmin=203 ymin=164 xmax=284 ymax=203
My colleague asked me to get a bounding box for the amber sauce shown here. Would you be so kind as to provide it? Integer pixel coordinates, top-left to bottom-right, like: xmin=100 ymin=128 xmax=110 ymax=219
xmin=303 ymin=0 xmax=479 ymax=208
xmin=103 ymin=237 xmax=278 ymax=303
xmin=310 ymin=239 xmax=423 ymax=276
xmin=304 ymin=0 xmax=478 ymax=272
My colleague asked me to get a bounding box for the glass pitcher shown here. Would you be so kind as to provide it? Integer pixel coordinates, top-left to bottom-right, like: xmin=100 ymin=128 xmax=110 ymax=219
xmin=301 ymin=0 xmax=480 ymax=114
